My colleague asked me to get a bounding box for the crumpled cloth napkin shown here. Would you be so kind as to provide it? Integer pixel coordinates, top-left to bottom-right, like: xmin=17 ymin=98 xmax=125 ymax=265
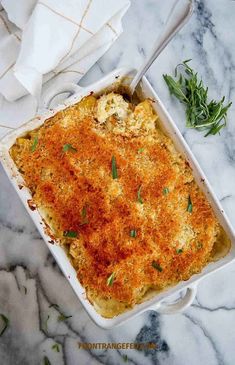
xmin=0 ymin=0 xmax=130 ymax=102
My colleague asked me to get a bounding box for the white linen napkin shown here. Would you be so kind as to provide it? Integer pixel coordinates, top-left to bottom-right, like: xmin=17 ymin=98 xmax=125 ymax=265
xmin=0 ymin=0 xmax=130 ymax=102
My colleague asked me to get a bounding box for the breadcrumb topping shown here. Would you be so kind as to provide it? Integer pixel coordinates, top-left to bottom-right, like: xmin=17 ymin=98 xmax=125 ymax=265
xmin=11 ymin=93 xmax=221 ymax=317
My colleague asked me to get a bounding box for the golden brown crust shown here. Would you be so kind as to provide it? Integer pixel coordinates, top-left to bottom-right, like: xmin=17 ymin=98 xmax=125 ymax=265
xmin=10 ymin=93 xmax=221 ymax=316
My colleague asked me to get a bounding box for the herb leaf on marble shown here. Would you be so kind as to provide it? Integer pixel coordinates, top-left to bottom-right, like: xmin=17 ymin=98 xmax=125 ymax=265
xmin=43 ymin=356 xmax=51 ymax=365
xmin=57 ymin=314 xmax=72 ymax=322
xmin=52 ymin=343 xmax=60 ymax=352
xmin=0 ymin=314 xmax=9 ymax=336
xmin=163 ymin=60 xmax=232 ymax=136
xmin=123 ymin=354 xmax=129 ymax=362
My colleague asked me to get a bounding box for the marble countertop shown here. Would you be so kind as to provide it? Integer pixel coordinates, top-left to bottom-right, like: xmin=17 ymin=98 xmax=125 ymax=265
xmin=1 ymin=0 xmax=235 ymax=364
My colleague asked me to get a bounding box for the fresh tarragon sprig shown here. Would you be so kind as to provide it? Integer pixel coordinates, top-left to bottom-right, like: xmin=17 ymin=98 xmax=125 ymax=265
xmin=163 ymin=60 xmax=232 ymax=136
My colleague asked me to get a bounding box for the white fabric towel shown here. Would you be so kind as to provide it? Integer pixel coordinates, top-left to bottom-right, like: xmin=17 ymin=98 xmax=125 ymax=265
xmin=0 ymin=0 xmax=130 ymax=102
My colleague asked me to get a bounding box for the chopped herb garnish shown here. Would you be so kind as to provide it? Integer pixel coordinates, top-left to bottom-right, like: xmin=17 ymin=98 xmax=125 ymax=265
xmin=31 ymin=136 xmax=38 ymax=152
xmin=0 ymin=314 xmax=9 ymax=336
xmin=163 ymin=187 xmax=169 ymax=195
xmin=49 ymin=303 xmax=59 ymax=309
xmin=176 ymin=248 xmax=183 ymax=254
xmin=152 ymin=261 xmax=163 ymax=272
xmin=123 ymin=354 xmax=129 ymax=362
xmin=163 ymin=60 xmax=232 ymax=136
xmin=63 ymin=230 xmax=77 ymax=238
xmin=57 ymin=314 xmax=72 ymax=322
xmin=62 ymin=143 xmax=77 ymax=153
xmin=138 ymin=148 xmax=144 ymax=153
xmin=187 ymin=195 xmax=193 ymax=213
xmin=52 ymin=343 xmax=60 ymax=352
xmin=80 ymin=206 xmax=88 ymax=225
xmin=107 ymin=272 xmax=115 ymax=286
xmin=81 ymin=206 xmax=87 ymax=219
xmin=137 ymin=185 xmax=143 ymax=204
xmin=43 ymin=356 xmax=51 ymax=365
xmin=130 ymin=229 xmax=137 ymax=238
xmin=111 ymin=156 xmax=118 ymax=179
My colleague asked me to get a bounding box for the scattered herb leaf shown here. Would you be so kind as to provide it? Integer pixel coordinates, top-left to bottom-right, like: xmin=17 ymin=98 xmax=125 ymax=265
xmin=52 ymin=343 xmax=60 ymax=352
xmin=62 ymin=143 xmax=77 ymax=153
xmin=123 ymin=354 xmax=128 ymax=362
xmin=31 ymin=136 xmax=38 ymax=152
xmin=107 ymin=272 xmax=115 ymax=286
xmin=63 ymin=230 xmax=77 ymax=238
xmin=0 ymin=314 xmax=9 ymax=336
xmin=163 ymin=187 xmax=169 ymax=195
xmin=163 ymin=60 xmax=232 ymax=136
xmin=152 ymin=261 xmax=163 ymax=272
xmin=43 ymin=356 xmax=51 ymax=365
xmin=176 ymin=248 xmax=183 ymax=254
xmin=57 ymin=314 xmax=72 ymax=322
xmin=137 ymin=185 xmax=143 ymax=204
xmin=111 ymin=156 xmax=118 ymax=179
xmin=80 ymin=206 xmax=88 ymax=225
xmin=130 ymin=229 xmax=137 ymax=238
xmin=81 ymin=206 xmax=87 ymax=219
xmin=138 ymin=148 xmax=144 ymax=153
xmin=187 ymin=195 xmax=193 ymax=213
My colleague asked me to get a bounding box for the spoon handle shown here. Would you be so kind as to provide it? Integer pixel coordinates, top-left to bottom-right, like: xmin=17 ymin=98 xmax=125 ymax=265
xmin=129 ymin=0 xmax=194 ymax=95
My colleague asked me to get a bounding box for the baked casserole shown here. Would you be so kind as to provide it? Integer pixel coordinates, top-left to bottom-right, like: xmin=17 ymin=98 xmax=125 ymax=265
xmin=10 ymin=92 xmax=228 ymax=317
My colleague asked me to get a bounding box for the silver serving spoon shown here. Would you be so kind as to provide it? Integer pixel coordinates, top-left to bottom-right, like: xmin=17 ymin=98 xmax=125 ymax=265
xmin=129 ymin=0 xmax=194 ymax=95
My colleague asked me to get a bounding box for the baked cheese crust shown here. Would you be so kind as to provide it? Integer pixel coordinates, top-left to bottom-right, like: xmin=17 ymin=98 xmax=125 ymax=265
xmin=10 ymin=92 xmax=225 ymax=317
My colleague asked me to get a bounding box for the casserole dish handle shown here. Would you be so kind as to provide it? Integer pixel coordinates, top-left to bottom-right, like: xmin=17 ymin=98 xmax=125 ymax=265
xmin=42 ymin=82 xmax=82 ymax=109
xmin=153 ymin=283 xmax=198 ymax=314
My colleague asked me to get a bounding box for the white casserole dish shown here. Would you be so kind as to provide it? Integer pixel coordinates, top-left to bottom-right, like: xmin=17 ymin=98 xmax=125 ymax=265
xmin=0 ymin=67 xmax=235 ymax=329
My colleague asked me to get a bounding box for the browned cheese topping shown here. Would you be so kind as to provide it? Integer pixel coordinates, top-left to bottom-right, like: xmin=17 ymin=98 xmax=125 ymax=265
xmin=10 ymin=93 xmax=221 ymax=317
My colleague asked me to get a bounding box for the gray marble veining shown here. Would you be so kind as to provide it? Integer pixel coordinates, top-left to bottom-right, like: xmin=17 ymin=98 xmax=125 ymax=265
xmin=1 ymin=1 xmax=235 ymax=364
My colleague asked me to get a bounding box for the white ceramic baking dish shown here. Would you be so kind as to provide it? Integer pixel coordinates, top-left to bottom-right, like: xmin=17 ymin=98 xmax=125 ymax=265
xmin=0 ymin=67 xmax=235 ymax=329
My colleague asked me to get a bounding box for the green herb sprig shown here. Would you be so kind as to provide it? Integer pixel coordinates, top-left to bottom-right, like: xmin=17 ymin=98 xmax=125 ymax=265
xmin=137 ymin=185 xmax=143 ymax=204
xmin=62 ymin=144 xmax=77 ymax=153
xmin=152 ymin=261 xmax=163 ymax=272
xmin=176 ymin=248 xmax=183 ymax=254
xmin=80 ymin=206 xmax=88 ymax=225
xmin=130 ymin=229 xmax=137 ymax=238
xmin=57 ymin=314 xmax=72 ymax=322
xmin=163 ymin=60 xmax=232 ymax=136
xmin=107 ymin=272 xmax=115 ymax=286
xmin=52 ymin=343 xmax=60 ymax=352
xmin=111 ymin=156 xmax=118 ymax=179
xmin=187 ymin=195 xmax=193 ymax=213
xmin=31 ymin=136 xmax=38 ymax=152
xmin=163 ymin=187 xmax=169 ymax=196
xmin=63 ymin=230 xmax=77 ymax=238
xmin=43 ymin=356 xmax=51 ymax=365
